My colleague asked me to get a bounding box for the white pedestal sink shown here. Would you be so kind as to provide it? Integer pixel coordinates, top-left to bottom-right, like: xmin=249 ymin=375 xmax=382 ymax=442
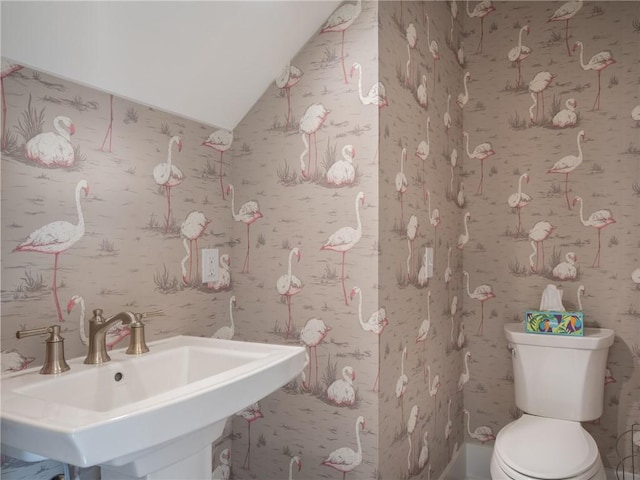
xmin=1 ymin=335 xmax=306 ymax=479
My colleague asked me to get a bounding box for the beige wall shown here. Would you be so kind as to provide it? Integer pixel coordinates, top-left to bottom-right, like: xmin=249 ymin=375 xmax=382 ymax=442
xmin=1 ymin=1 xmax=638 ymax=480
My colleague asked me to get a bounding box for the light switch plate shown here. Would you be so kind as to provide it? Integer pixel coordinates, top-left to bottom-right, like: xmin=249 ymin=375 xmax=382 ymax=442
xmin=202 ymin=249 xmax=219 ymax=283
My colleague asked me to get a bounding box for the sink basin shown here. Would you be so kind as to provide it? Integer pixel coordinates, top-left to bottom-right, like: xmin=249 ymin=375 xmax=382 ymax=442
xmin=1 ymin=335 xmax=305 ymax=474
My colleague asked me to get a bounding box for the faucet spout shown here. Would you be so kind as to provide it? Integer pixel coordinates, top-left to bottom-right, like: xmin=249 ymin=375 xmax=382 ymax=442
xmin=84 ymin=309 xmax=136 ymax=365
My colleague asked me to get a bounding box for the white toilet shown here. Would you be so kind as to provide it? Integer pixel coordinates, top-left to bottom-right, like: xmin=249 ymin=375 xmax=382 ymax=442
xmin=490 ymin=323 xmax=615 ymax=480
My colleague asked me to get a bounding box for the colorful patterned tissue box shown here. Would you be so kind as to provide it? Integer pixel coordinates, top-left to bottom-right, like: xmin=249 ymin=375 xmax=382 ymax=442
xmin=525 ymin=310 xmax=584 ymax=336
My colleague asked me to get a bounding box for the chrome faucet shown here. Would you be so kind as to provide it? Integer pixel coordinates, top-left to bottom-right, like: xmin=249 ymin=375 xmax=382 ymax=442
xmin=84 ymin=309 xmax=137 ymax=365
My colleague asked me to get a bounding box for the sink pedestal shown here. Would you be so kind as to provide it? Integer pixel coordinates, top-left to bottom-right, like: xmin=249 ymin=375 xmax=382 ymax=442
xmin=100 ymin=421 xmax=224 ymax=480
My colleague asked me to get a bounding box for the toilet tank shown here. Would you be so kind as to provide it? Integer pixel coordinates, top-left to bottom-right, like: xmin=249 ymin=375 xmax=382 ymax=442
xmin=504 ymin=323 xmax=614 ymax=422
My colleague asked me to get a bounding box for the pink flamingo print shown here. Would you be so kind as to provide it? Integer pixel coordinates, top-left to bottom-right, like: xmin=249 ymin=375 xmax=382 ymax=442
xmin=573 ymin=41 xmax=616 ymax=111
xmin=407 ymin=405 xmax=420 ymax=472
xmin=327 ymin=145 xmax=356 ymax=186
xmin=417 ymin=75 xmax=428 ymax=108
xmin=275 ymin=63 xmax=303 ymax=129
xmin=573 ymin=196 xmax=615 ymax=268
xmin=425 ymin=365 xmax=441 ymax=430
xmin=300 ymin=317 xmax=331 ymax=389
xmin=100 ymin=94 xmax=114 ymax=153
xmin=464 ymin=409 xmax=495 ymax=443
xmin=1 ymin=350 xmax=35 ymax=373
xmin=288 ymin=456 xmax=302 ymax=480
xmin=1 ymin=61 xmax=23 ymax=151
xmin=548 ymin=0 xmax=583 ymax=57
xmin=320 ymin=0 xmax=362 ymax=84
xmin=405 ymin=23 xmax=418 ymax=88
xmin=322 ymin=191 xmax=365 ymax=305
xmin=507 ymin=173 xmax=531 ymax=234
xmin=528 ymin=221 xmax=556 ymax=273
xmin=327 ymin=366 xmax=356 ymax=406
xmin=202 ymin=129 xmax=233 ymax=200
xmin=299 ymin=103 xmax=330 ymax=179
xmin=212 ymin=449 xmax=231 ymax=480
xmin=212 ymin=296 xmax=236 ymax=340
xmin=444 ymin=95 xmax=452 ymax=148
xmin=68 ymin=295 xmax=130 ymax=349
xmin=508 ymin=25 xmax=531 ymax=88
xmin=395 ymin=346 xmax=409 ymax=420
xmin=153 ymin=135 xmax=184 ymax=233
xmin=457 ymin=72 xmax=471 ymax=108
xmin=458 ymin=351 xmax=472 ymax=390
xmin=426 ymin=190 xmax=441 ymax=253
xmin=552 ymin=252 xmax=578 ymax=280
xmin=417 ymin=247 xmax=430 ymax=287
xmin=457 ymin=212 xmax=471 ymax=250
xmin=415 ymin=117 xmax=431 ymax=204
xmin=463 ymin=271 xmax=495 ymax=335
xmin=180 ymin=211 xmax=211 ymax=285
xmin=25 ymin=116 xmax=75 ymax=167
xmin=552 ymin=98 xmax=578 ymax=128
xmin=463 ymin=131 xmax=494 ymax=195
xmin=14 ymin=179 xmax=88 ymax=322
xmin=444 ymin=247 xmax=452 ymax=299
xmin=350 ymin=62 xmax=388 ymax=108
xmin=395 ymin=148 xmax=409 ymax=225
xmin=406 ymin=215 xmax=419 ymax=282
xmin=322 ymin=415 xmax=365 ymax=480
xmin=466 ymin=0 xmax=496 ymax=54
xmin=351 ymin=286 xmax=388 ymax=391
xmin=416 ymin=291 xmax=432 ymax=356
xmin=418 ymin=432 xmax=430 ymax=473
xmin=547 ymin=130 xmax=585 ymax=210
xmin=424 ymin=14 xmax=440 ymax=89
xmin=276 ymin=247 xmax=303 ymax=337
xmin=236 ymin=402 xmax=263 ymax=469
xmin=227 ymin=184 xmax=262 ymax=273
xmin=528 ymin=71 xmax=556 ymax=124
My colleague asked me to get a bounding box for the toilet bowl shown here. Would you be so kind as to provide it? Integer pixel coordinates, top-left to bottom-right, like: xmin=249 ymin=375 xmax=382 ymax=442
xmin=490 ymin=415 xmax=605 ymax=480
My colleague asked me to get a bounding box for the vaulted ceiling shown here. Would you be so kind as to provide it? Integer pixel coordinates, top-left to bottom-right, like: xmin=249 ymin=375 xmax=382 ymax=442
xmin=1 ymin=1 xmax=342 ymax=130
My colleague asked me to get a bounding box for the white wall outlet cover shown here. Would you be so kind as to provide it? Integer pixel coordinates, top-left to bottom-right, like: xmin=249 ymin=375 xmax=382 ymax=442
xmin=202 ymin=249 xmax=219 ymax=283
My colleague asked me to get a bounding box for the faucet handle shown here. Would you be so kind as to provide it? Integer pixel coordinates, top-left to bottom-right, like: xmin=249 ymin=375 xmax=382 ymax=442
xmin=140 ymin=309 xmax=164 ymax=319
xmin=16 ymin=325 xmax=70 ymax=375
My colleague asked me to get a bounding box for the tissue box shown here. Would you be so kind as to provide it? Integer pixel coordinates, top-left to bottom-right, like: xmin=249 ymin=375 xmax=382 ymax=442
xmin=525 ymin=310 xmax=584 ymax=336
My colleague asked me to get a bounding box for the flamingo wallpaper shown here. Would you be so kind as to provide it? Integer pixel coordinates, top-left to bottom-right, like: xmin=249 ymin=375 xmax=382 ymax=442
xmin=1 ymin=2 xmax=639 ymax=480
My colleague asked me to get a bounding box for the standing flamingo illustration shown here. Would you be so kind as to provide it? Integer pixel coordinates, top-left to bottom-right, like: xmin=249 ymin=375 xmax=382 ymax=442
xmin=153 ymin=135 xmax=184 ymax=233
xmin=328 ymin=366 xmax=356 ymax=406
xmin=450 ymin=148 xmax=458 ymax=197
xmin=415 ymin=117 xmax=431 ymax=203
xmin=275 ymin=63 xmax=303 ymax=129
xmin=457 ymin=322 xmax=466 ymax=349
xmin=212 ymin=449 xmax=231 ymax=480
xmin=445 ymin=399 xmax=453 ymax=442
xmin=552 ymin=252 xmax=578 ymax=280
xmin=288 ymin=456 xmax=302 ymax=480
xmin=425 ymin=365 xmax=441 ymax=430
xmin=396 ymin=346 xmax=409 ymax=420
xmin=407 ymin=405 xmax=420 ymax=472
xmin=25 ymin=115 xmax=75 ymax=167
xmin=277 ymin=247 xmax=303 ymax=336
xmin=395 ymin=148 xmax=409 ymax=224
xmin=573 ymin=196 xmax=615 ymax=268
xmin=236 ymin=402 xmax=263 ymax=469
xmin=548 ymin=0 xmax=583 ymax=57
xmin=1 ymin=350 xmax=35 ymax=373
xmin=444 ymin=95 xmax=452 ymax=148
xmin=350 ymin=62 xmax=388 ymax=108
xmin=508 ymin=25 xmax=531 ymax=87
xmin=202 ymin=129 xmax=233 ymax=200
xmin=418 ymin=431 xmax=430 ymax=472
xmin=573 ymin=41 xmax=616 ymax=111
xmin=68 ymin=295 xmax=130 ymax=349
xmin=552 ymin=98 xmax=578 ymax=128
xmin=327 ymin=145 xmax=356 ymax=186
xmin=322 ymin=192 xmax=365 ymax=305
xmin=444 ymin=246 xmax=452 ymax=299
xmin=417 ymin=247 xmax=430 ymax=287
xmin=405 ymin=23 xmax=418 ymax=88
xmin=548 ymin=130 xmax=585 ymax=210
xmin=300 ymin=103 xmax=330 ymax=179
xmin=507 ymin=173 xmax=531 ymax=234
xmin=458 ymin=351 xmax=472 ymax=390
xmin=14 ymin=179 xmax=88 ymax=322
xmin=406 ymin=215 xmax=419 ymax=282
xmin=321 ymin=0 xmax=362 ymax=84
xmin=1 ymin=61 xmax=23 ymax=151
xmin=212 ymin=296 xmax=237 ymax=340
xmin=351 ymin=286 xmax=388 ymax=391
xmin=450 ymin=296 xmax=458 ymax=344
xmin=417 ymin=75 xmax=428 ymax=108
xmin=227 ymin=184 xmax=263 ymax=273
xmin=457 ymin=212 xmax=471 ymax=250
xmin=322 ymin=416 xmax=365 ymax=480
xmin=416 ymin=291 xmax=432 ymax=356
xmin=463 ymin=409 xmax=496 ymax=443
xmin=466 ymin=0 xmax=495 ymax=53
xmin=180 ymin=211 xmax=211 ymax=285
xmin=528 ymin=221 xmax=556 ymax=273
xmin=300 ymin=318 xmax=331 ymax=389
xmin=425 ymin=14 xmax=440 ymax=89
xmin=458 ymin=41 xmax=466 ymax=67
xmin=99 ymin=94 xmax=114 ymax=153
xmin=457 ymin=181 xmax=466 ymax=208
xmin=463 ymin=131 xmax=494 ymax=195
xmin=528 ymin=71 xmax=556 ymax=124
xmin=457 ymin=72 xmax=471 ymax=108
xmin=463 ymin=271 xmax=495 ymax=335
xmin=426 ymin=190 xmax=441 ymax=253
xmin=208 ymin=254 xmax=231 ymax=291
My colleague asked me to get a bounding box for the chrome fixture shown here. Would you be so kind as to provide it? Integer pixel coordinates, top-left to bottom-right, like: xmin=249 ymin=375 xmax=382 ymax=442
xmin=16 ymin=325 xmax=70 ymax=375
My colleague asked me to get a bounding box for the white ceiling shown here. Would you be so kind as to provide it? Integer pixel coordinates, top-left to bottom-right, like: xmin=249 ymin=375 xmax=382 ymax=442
xmin=1 ymin=1 xmax=342 ymax=130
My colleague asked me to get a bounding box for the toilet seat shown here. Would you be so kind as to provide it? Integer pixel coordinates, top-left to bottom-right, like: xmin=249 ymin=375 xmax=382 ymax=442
xmin=493 ymin=414 xmax=601 ymax=479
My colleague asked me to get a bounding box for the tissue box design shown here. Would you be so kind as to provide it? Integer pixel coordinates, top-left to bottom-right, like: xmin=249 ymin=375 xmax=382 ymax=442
xmin=525 ymin=310 xmax=584 ymax=336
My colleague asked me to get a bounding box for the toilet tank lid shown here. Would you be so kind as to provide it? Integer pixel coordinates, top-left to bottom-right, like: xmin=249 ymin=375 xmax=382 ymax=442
xmin=504 ymin=323 xmax=614 ymax=349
